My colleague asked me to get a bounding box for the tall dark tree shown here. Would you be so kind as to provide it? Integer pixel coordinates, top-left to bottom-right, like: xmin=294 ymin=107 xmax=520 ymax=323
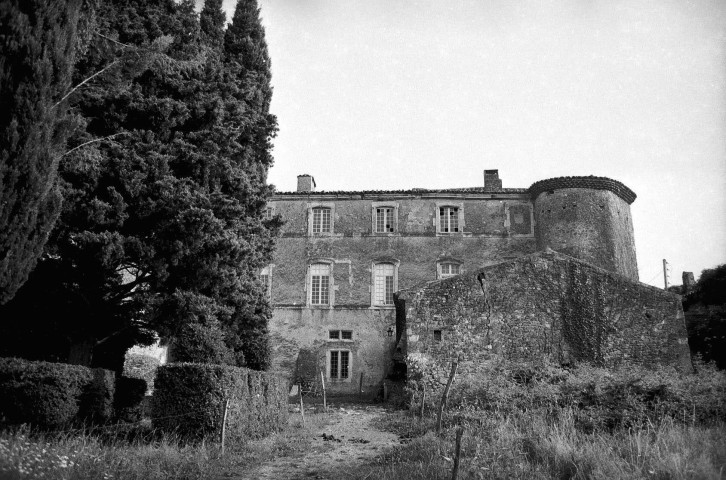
xmin=0 ymin=0 xmax=87 ymax=304
xmin=0 ymin=0 xmax=280 ymax=371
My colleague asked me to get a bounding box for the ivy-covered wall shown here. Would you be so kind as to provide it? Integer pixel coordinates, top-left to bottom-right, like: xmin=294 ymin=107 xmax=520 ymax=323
xmin=398 ymin=250 xmax=692 ymax=389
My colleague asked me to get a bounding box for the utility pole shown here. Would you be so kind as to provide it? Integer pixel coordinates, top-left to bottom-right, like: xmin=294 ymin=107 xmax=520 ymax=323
xmin=663 ymin=259 xmax=669 ymax=289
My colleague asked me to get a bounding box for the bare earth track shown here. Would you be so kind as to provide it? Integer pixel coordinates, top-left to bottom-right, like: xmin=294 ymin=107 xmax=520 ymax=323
xmin=235 ymin=405 xmax=398 ymax=480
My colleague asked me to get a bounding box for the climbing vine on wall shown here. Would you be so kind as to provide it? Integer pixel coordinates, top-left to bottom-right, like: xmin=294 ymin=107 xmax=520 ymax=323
xmin=561 ymin=263 xmax=607 ymax=365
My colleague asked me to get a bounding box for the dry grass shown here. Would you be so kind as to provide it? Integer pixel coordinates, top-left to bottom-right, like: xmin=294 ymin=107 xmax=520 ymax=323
xmin=350 ymin=411 xmax=726 ymax=480
xmin=0 ymin=414 xmax=329 ymax=480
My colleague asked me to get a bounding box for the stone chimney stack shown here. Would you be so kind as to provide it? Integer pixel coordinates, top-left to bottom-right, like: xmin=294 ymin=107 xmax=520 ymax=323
xmin=483 ymin=169 xmax=502 ymax=192
xmin=682 ymin=271 xmax=696 ymax=293
xmin=297 ymin=174 xmax=316 ymax=193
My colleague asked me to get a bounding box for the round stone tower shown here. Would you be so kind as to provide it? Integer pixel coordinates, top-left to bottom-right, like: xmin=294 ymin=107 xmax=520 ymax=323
xmin=529 ymin=176 xmax=639 ymax=281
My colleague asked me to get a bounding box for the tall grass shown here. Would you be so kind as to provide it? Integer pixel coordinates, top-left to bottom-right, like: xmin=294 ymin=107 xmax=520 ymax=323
xmin=355 ymin=361 xmax=726 ymax=479
xmin=0 ymin=414 xmax=328 ymax=480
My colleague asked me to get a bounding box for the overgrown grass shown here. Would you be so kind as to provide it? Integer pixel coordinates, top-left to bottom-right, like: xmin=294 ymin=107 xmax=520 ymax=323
xmin=355 ymin=411 xmax=726 ymax=479
xmin=0 ymin=413 xmax=329 ymax=479
xmin=354 ymin=362 xmax=726 ymax=479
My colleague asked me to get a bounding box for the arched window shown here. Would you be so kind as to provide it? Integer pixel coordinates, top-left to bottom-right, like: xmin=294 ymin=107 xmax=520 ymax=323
xmin=437 ymin=260 xmax=462 ymax=279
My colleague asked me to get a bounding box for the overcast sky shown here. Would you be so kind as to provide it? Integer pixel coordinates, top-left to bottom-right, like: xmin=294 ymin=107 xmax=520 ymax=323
xmin=217 ymin=0 xmax=725 ymax=287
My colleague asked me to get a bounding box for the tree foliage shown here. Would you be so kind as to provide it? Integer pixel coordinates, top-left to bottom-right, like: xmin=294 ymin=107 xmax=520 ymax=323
xmin=0 ymin=0 xmax=279 ymax=371
xmin=0 ymin=0 xmax=89 ymax=304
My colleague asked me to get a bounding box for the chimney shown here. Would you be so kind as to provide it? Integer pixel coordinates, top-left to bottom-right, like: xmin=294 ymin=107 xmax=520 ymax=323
xmin=682 ymin=271 xmax=696 ymax=293
xmin=297 ymin=174 xmax=316 ymax=193
xmin=483 ymin=169 xmax=502 ymax=192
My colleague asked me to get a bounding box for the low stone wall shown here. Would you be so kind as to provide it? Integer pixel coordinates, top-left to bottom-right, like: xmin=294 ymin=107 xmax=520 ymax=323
xmin=397 ymin=251 xmax=691 ymax=389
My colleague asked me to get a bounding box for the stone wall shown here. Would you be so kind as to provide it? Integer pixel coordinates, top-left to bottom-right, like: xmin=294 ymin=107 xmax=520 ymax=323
xmin=533 ymin=188 xmax=638 ymax=280
xmin=398 ymin=250 xmax=691 ymax=389
xmin=267 ymin=193 xmax=538 ymax=393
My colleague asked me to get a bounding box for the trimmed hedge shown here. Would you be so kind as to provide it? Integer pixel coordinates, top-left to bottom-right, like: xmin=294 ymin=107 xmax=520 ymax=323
xmin=0 ymin=357 xmax=115 ymax=429
xmin=152 ymin=363 xmax=288 ymax=443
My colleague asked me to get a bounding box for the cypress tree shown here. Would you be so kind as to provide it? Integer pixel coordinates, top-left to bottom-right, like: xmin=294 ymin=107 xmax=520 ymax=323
xmin=0 ymin=0 xmax=280 ymax=371
xmin=0 ymin=0 xmax=86 ymax=304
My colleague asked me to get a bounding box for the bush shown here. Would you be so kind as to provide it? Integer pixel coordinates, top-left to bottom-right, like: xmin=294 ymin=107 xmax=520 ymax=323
xmin=123 ymin=353 xmax=161 ymax=394
xmin=171 ymin=323 xmax=235 ymax=365
xmin=0 ymin=357 xmax=115 ymax=429
xmin=114 ymin=376 xmax=148 ymax=423
xmin=419 ymin=360 xmax=726 ymax=432
xmin=152 ymin=363 xmax=289 ymax=443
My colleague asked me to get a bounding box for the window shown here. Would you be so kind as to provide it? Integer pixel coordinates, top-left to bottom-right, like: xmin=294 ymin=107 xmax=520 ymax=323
xmin=375 ymin=207 xmax=395 ymax=233
xmin=439 ymin=206 xmax=460 ymax=233
xmin=439 ymin=262 xmax=461 ymax=279
xmin=312 ymin=207 xmax=331 ymax=233
xmin=433 ymin=330 xmax=442 ymax=342
xmin=373 ymin=263 xmax=395 ymax=306
xmin=264 ymin=206 xmax=275 ymax=219
xmin=371 ymin=202 xmax=399 ymax=235
xmin=260 ymin=266 xmax=272 ymax=298
xmin=329 ymin=330 xmax=353 ymax=340
xmin=329 ymin=350 xmax=350 ymax=379
xmin=309 ymin=263 xmax=330 ymax=305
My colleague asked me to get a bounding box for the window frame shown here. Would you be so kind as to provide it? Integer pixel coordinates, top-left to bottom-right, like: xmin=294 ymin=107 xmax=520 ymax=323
xmin=264 ymin=204 xmax=276 ymax=220
xmin=437 ymin=259 xmax=463 ymax=280
xmin=260 ymin=265 xmax=273 ymax=299
xmin=371 ymin=202 xmax=399 ymax=235
xmin=370 ymin=259 xmax=399 ymax=308
xmin=327 ymin=349 xmax=352 ymax=381
xmin=328 ymin=330 xmax=353 ymax=341
xmin=307 ymin=261 xmax=334 ymax=307
xmin=307 ymin=202 xmax=336 ymax=236
xmin=435 ymin=202 xmax=465 ymax=235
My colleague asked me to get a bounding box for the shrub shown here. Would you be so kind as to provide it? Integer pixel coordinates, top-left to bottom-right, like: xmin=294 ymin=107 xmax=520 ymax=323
xmin=114 ymin=376 xmax=148 ymax=423
xmin=429 ymin=360 xmax=726 ymax=432
xmin=152 ymin=363 xmax=289 ymax=443
xmin=171 ymin=323 xmax=235 ymax=365
xmin=0 ymin=357 xmax=115 ymax=429
xmin=123 ymin=353 xmax=161 ymax=394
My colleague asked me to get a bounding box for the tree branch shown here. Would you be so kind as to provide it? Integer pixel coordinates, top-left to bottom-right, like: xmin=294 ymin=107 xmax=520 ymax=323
xmin=53 ymin=60 xmax=119 ymax=108
xmin=62 ymin=132 xmax=128 ymax=157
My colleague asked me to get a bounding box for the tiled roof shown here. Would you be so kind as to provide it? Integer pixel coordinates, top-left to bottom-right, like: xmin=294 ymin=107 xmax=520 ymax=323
xmin=528 ymin=176 xmax=637 ymax=204
xmin=273 ymin=187 xmax=528 ymax=196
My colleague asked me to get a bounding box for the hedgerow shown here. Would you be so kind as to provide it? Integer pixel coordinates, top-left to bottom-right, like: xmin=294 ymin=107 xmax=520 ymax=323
xmin=0 ymin=357 xmax=115 ymax=429
xmin=152 ymin=363 xmax=288 ymax=443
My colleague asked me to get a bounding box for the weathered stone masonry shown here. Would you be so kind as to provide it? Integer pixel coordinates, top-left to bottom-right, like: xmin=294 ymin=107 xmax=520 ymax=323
xmin=397 ymin=250 xmax=691 ymax=388
xmin=266 ymin=171 xmax=690 ymax=395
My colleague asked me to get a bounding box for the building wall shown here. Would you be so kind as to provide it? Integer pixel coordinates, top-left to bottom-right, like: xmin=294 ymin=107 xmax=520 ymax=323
xmin=398 ymin=251 xmax=691 ymax=389
xmin=267 ymin=193 xmax=538 ymax=392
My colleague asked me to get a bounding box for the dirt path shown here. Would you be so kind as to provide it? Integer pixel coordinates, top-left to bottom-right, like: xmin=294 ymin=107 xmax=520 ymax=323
xmin=238 ymin=405 xmax=399 ymax=480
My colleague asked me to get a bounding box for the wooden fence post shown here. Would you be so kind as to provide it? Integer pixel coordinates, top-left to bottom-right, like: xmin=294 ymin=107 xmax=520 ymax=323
xmin=359 ymin=372 xmax=364 ymax=399
xmin=220 ymin=398 xmax=230 ymax=455
xmin=436 ymin=360 xmax=458 ymax=434
xmin=419 ymin=383 xmax=426 ymax=419
xmin=299 ymin=383 xmax=305 ymax=427
xmin=451 ymin=426 xmax=464 ymax=480
xmin=383 ymin=380 xmax=388 ymax=401
xmin=320 ymin=370 xmax=327 ymax=412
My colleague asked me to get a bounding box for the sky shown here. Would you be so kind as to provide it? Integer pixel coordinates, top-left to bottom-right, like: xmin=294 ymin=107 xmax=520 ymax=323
xmin=218 ymin=0 xmax=726 ymax=288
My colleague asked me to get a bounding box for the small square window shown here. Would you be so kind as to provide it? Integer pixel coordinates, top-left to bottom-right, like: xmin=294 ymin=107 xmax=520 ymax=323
xmin=341 ymin=330 xmax=352 ymax=340
xmin=329 ymin=330 xmax=340 ymax=340
xmin=433 ymin=330 xmax=442 ymax=342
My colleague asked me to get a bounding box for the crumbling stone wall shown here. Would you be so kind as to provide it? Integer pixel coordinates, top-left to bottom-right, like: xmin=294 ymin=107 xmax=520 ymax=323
xmin=398 ymin=250 xmax=691 ymax=389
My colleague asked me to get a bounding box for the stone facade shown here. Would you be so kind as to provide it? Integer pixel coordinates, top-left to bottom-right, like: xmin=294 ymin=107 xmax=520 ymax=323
xmin=265 ymin=171 xmax=683 ymax=395
xmin=396 ymin=250 xmax=691 ymax=388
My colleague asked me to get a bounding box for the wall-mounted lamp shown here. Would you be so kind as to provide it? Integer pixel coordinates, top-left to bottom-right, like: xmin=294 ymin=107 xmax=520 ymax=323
xmin=387 ymin=326 xmax=394 ymax=337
